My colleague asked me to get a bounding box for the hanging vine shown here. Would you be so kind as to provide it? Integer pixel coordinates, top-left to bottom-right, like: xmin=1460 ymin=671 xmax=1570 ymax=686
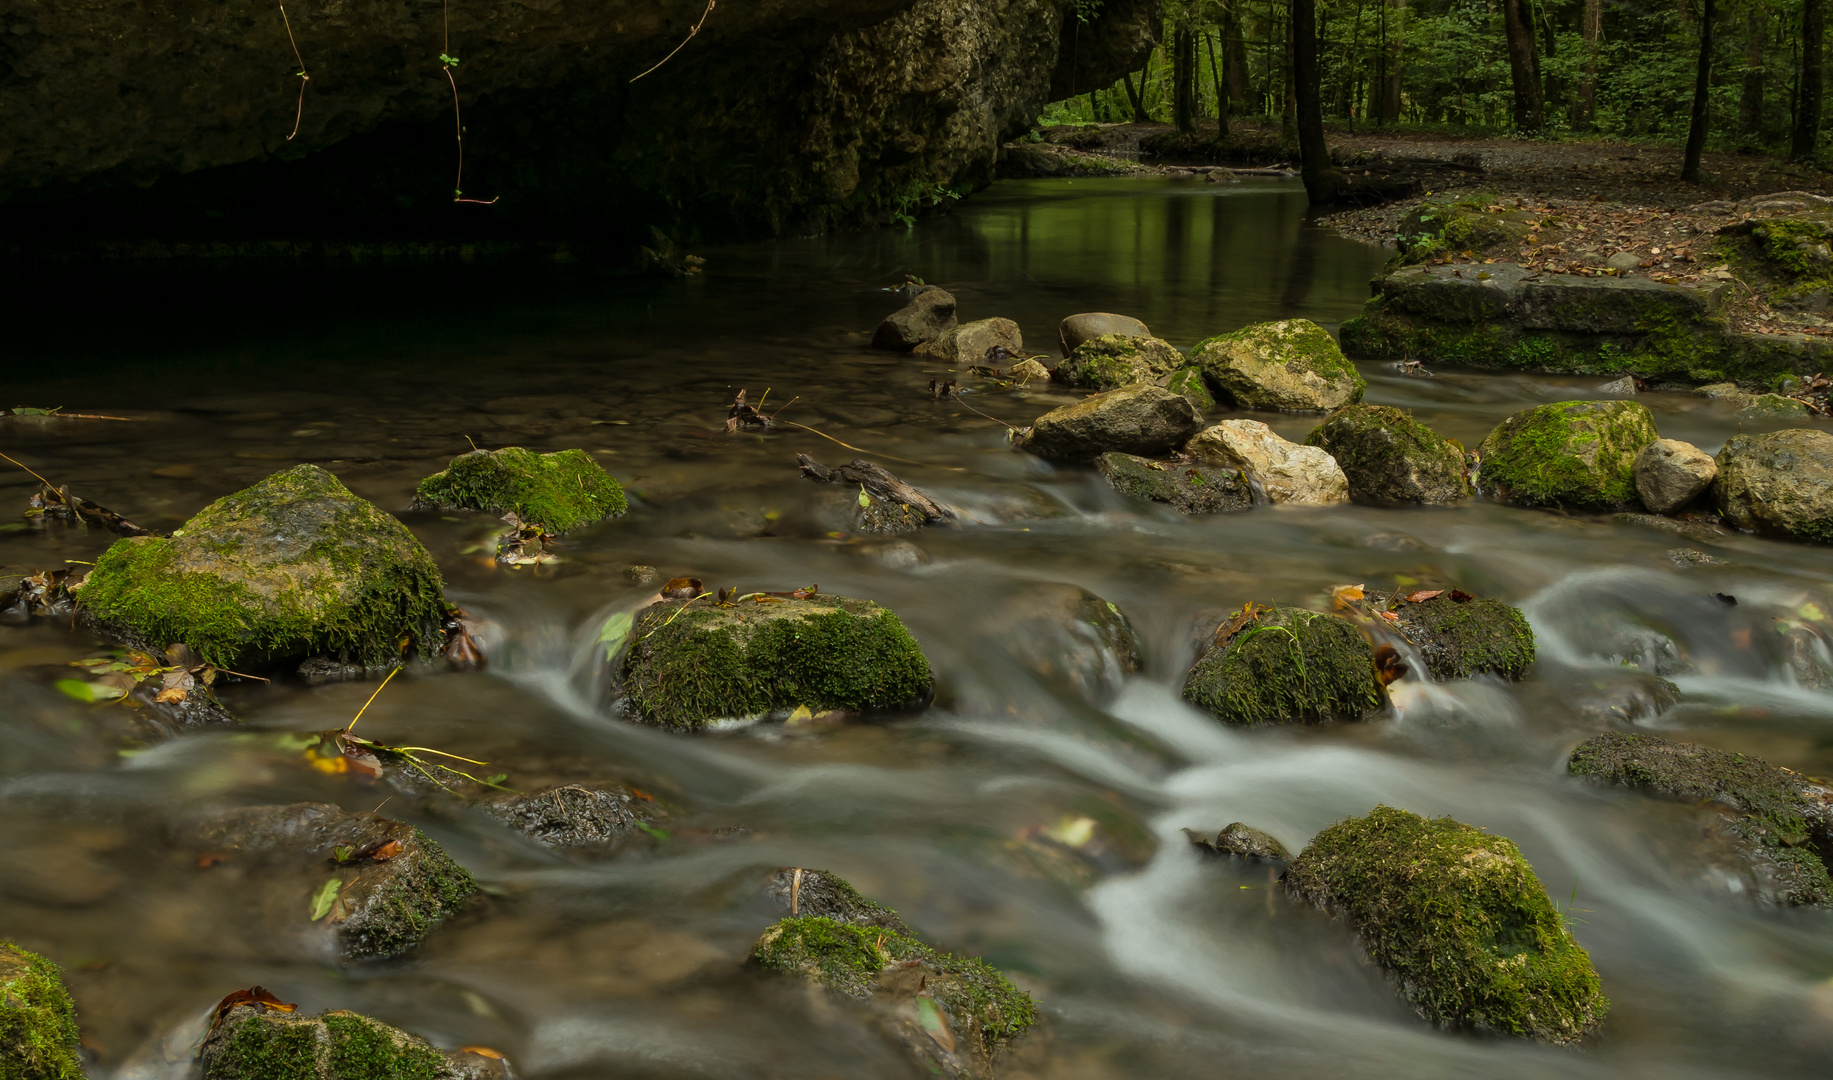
xmin=278 ymin=3 xmax=310 ymax=141
xmin=441 ymin=0 xmax=498 ymax=204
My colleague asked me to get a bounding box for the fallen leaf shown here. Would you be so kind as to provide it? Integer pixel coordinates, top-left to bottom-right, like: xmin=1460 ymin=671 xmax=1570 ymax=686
xmin=1373 ymin=644 xmax=1407 ymax=686
xmin=598 ymin=610 xmax=635 ymax=659
xmin=916 ymin=996 xmax=957 ymax=1054
xmin=1331 ymin=584 xmax=1366 ymax=606
xmin=460 ymin=1047 xmax=507 ymax=1060
xmin=1404 ymin=589 xmax=1443 ymax=603
xmin=1043 ymin=815 xmax=1097 ymax=848
xmin=208 ymin=986 xmax=297 ymax=1034
xmin=1448 ymin=589 xmax=1474 ymax=603
xmin=196 ymin=852 xmax=230 ymax=869
xmin=309 ymin=878 xmax=343 ymax=921
xmin=366 ymin=839 xmax=403 ymax=862
xmin=785 ymin=704 xmax=815 ymax=725
xmin=1375 ymin=610 xmax=1400 ymax=623
xmin=661 ymin=577 xmax=704 ymax=600
xmin=154 ymin=687 xmax=188 ymax=704
xmin=55 ymin=678 xmax=126 ymax=704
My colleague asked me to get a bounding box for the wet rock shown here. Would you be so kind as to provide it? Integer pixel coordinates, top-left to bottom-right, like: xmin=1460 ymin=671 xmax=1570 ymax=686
xmin=1303 ymin=404 xmax=1470 ymax=505
xmin=1055 ymin=334 xmax=1184 ymax=390
xmin=617 ymin=594 xmax=933 ymax=731
xmin=914 ymin=318 xmax=1023 ymax=365
xmin=1059 ymin=312 xmax=1151 ymax=355
xmin=0 ymin=942 xmax=82 ymax=1080
xmin=191 ymin=802 xmax=478 ymax=961
xmin=766 ymin=867 xmax=911 ymax=932
xmin=1613 ymin=512 xmax=1727 ymax=544
xmin=1192 ymin=319 xmax=1366 ymax=412
xmin=624 ymin=564 xmax=660 ymax=584
xmin=78 ymin=465 xmax=447 ymax=672
xmin=1017 ymin=383 xmax=1204 ymax=461
xmin=1285 ymin=805 xmax=1608 ymax=1043
xmin=1596 ymin=375 xmax=1638 ymax=395
xmin=478 ymin=783 xmax=652 ymax=848
xmin=1564 ymin=670 xmax=1681 ymax=725
xmin=1183 ymin=606 xmax=1381 ymax=726
xmin=201 ymin=1003 xmax=510 ymax=1080
xmin=1736 ymin=393 xmax=1812 ymax=420
xmin=1374 ymin=590 xmax=1535 ymax=681
xmin=1096 ymin=452 xmax=1254 ymax=515
xmin=1667 ymin=547 xmax=1725 ymax=567
xmin=413 ymin=447 xmax=626 ymax=533
xmin=1004 ymin=357 xmax=1053 ymax=383
xmin=797 ymin=455 xmax=954 ymax=534
xmin=1475 ymin=400 xmax=1659 ymax=510
xmin=873 ymin=287 xmax=959 ymax=351
xmin=298 ymin=656 xmax=365 ymax=685
xmin=1569 ymin=732 xmax=1833 ymax=906
xmin=1187 ymin=420 xmax=1349 ymax=505
xmin=1185 ymin=822 xmax=1291 ymax=862
xmin=1163 ymin=366 xmax=1215 ymax=411
xmin=1634 ymin=439 xmax=1717 ymax=514
xmin=1713 ymin=429 xmax=1833 ymax=544
xmin=987 ymin=584 xmax=1143 ymax=698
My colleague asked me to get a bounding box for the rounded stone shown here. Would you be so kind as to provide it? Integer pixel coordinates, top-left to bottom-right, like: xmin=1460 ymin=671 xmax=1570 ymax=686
xmin=1192 ymin=319 xmax=1366 ymax=412
xmin=1713 ymin=428 xmax=1833 ymax=544
xmin=913 ymin=317 xmax=1023 ymax=364
xmin=1633 ymin=438 xmax=1717 ymax=514
xmin=1059 ymin=312 xmax=1152 ymax=355
xmin=1304 ymin=404 xmax=1471 ymax=505
xmin=1056 ymin=334 xmax=1184 ymax=390
xmin=872 ymin=286 xmax=958 ymax=351
xmin=1476 ymin=399 xmax=1659 ymax=510
xmin=1019 ymin=383 xmax=1204 ymax=461
xmin=1187 ymin=420 xmax=1349 ymax=504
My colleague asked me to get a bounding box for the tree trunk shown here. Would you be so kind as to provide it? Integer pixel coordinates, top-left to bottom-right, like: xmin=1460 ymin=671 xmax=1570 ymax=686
xmin=1174 ymin=22 xmax=1197 ymax=131
xmin=1282 ymin=1 xmax=1299 ymax=144
xmin=1207 ymin=31 xmax=1230 ymax=139
xmin=1225 ymin=7 xmax=1251 ymax=112
xmin=1382 ymin=0 xmax=1406 ymax=123
xmin=1683 ymin=0 xmax=1717 ymax=182
xmin=1740 ymin=8 xmax=1766 ymax=136
xmin=1294 ymin=0 xmax=1341 ymax=203
xmin=1795 ymin=0 xmax=1823 ymax=159
xmin=1577 ymin=0 xmax=1601 ymax=128
xmin=1540 ymin=4 xmax=1560 ymax=117
xmin=1503 ymin=0 xmax=1546 ymax=133
xmin=1122 ymin=70 xmax=1149 ymax=124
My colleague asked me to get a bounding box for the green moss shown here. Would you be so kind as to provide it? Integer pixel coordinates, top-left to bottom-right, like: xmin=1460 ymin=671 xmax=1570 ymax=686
xmin=341 ymin=829 xmax=478 ymax=960
xmin=1390 ymin=594 xmax=1535 ymax=680
xmin=1056 ymin=334 xmax=1182 ymax=390
xmin=1182 ymin=606 xmax=1381 ymax=726
xmin=203 ymin=1008 xmax=462 ymax=1080
xmin=1304 ymin=404 xmax=1470 ymax=505
xmin=1195 ymin=319 xmax=1361 ymax=384
xmin=1096 ymin=452 xmax=1254 ymax=515
xmin=1285 ymin=806 xmax=1607 ymax=1043
xmin=620 ymin=595 xmax=934 ymax=731
xmin=1476 ymin=400 xmax=1658 ymax=510
xmin=414 ymin=447 xmax=626 ymax=533
xmin=77 ymin=465 xmax=447 ymax=671
xmin=1193 ymin=320 xmax=1366 ymax=412
xmin=0 ymin=944 xmax=83 ymax=1080
xmin=203 ymin=1011 xmax=321 ymax=1080
xmin=1164 ymin=366 xmax=1216 ymax=411
xmin=324 ymin=1012 xmax=447 ymax=1080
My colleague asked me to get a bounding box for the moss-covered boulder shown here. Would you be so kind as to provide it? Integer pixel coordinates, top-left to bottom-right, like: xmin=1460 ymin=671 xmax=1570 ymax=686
xmin=1475 ymin=400 xmax=1659 ymax=510
xmin=201 ymin=1003 xmax=510 ymax=1080
xmin=618 ymin=594 xmax=933 ymax=731
xmin=1056 ymin=334 xmax=1184 ymax=390
xmin=1285 ymin=805 xmax=1608 ymax=1044
xmin=193 ymin=803 xmax=478 ymax=961
xmin=1375 ymin=590 xmax=1536 ymax=681
xmin=1304 ymin=405 xmax=1471 ymax=505
xmin=413 ymin=447 xmax=626 ymax=533
xmin=1096 ymin=452 xmax=1254 ymax=515
xmin=1193 ymin=319 xmax=1366 ymax=412
xmin=1163 ymin=366 xmax=1216 ymax=411
xmin=78 ymin=465 xmax=446 ymax=671
xmin=1713 ymin=429 xmax=1833 ymax=544
xmin=1018 ymin=382 xmax=1204 ymax=461
xmin=1569 ymin=732 xmax=1833 ymax=906
xmin=0 ymin=943 xmax=82 ymax=1080
xmin=1183 ymin=606 xmax=1381 ymax=726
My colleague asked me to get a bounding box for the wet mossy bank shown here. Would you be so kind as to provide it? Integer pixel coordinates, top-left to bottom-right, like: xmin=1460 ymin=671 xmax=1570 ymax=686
xmin=0 ymin=943 xmax=83 ymax=1080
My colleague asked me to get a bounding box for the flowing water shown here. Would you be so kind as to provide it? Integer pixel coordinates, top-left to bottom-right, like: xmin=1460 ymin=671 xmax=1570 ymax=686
xmin=5 ymin=176 xmax=1833 ymax=1078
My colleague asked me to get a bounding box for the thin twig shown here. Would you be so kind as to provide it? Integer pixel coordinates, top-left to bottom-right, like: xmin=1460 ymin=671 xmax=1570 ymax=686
xmin=946 ymin=393 xmax=1021 ymax=429
xmin=442 ymin=1 xmax=497 ymax=204
xmin=630 ymin=0 xmax=716 ymax=83
xmin=279 ymin=3 xmax=310 ymax=141
xmin=345 ymin=665 xmax=401 ymax=733
xmin=773 ymin=420 xmax=965 ymax=471
xmin=0 ymin=451 xmax=57 ymax=489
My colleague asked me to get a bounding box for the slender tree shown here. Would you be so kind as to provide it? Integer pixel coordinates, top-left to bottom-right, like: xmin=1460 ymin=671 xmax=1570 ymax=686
xmin=1206 ymin=30 xmax=1231 ymax=139
xmin=1503 ymin=0 xmax=1546 ymax=133
xmin=1174 ymin=19 xmax=1198 ymax=131
xmin=1683 ymin=0 xmax=1718 ymax=181
xmin=1122 ymin=69 xmax=1150 ymax=122
xmin=1293 ymin=0 xmax=1343 ymax=202
xmin=1740 ymin=6 xmax=1766 ymax=137
xmin=1577 ymin=0 xmax=1601 ymax=128
xmin=1794 ymin=0 xmax=1824 ymax=159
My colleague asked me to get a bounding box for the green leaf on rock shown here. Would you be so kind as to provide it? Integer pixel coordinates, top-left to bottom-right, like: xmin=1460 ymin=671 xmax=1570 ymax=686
xmin=599 ymin=611 xmax=635 ymax=659
xmin=309 ymin=877 xmax=343 ymax=921
xmin=55 ymin=678 xmax=125 ymax=703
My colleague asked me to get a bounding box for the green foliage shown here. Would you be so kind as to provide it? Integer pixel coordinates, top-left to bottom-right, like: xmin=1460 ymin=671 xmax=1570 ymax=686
xmin=1183 ymin=606 xmax=1381 ymax=726
xmin=414 ymin=447 xmax=626 ymax=533
xmin=0 ymin=943 xmax=83 ymax=1080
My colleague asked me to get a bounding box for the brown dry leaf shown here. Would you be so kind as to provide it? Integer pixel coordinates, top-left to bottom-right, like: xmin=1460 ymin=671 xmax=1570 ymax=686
xmin=208 ymin=986 xmax=297 ymax=1034
xmin=662 ymin=577 xmax=704 ymax=600
xmin=460 ymin=1047 xmax=507 ymax=1060
xmin=1449 ymin=589 xmax=1474 ymax=603
xmin=1330 ymin=584 xmax=1366 ymax=609
xmin=1213 ymin=601 xmax=1264 ymax=649
xmin=366 ymin=839 xmax=403 ymax=862
xmin=154 ymin=687 xmax=188 ymax=704
xmin=1373 ymin=643 xmax=1407 ymax=686
xmin=196 ymin=852 xmax=230 ymax=869
xmin=1404 ymin=589 xmax=1444 ymax=604
xmin=1375 ymin=610 xmax=1400 ymax=623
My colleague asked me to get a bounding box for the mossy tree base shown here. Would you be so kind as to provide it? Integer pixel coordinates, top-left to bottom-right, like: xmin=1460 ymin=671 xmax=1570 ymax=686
xmin=0 ymin=943 xmax=83 ymax=1080
xmin=414 ymin=447 xmax=626 ymax=534
xmin=1182 ymin=606 xmax=1381 ymax=726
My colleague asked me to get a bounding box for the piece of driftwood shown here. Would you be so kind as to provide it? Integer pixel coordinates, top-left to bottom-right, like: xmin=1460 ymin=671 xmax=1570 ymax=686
xmin=795 ymin=455 xmax=955 ymax=524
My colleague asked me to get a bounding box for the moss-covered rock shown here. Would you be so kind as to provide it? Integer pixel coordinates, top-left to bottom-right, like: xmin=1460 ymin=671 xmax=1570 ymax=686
xmin=1285 ymin=805 xmax=1608 ymax=1044
xmin=1304 ymin=405 xmax=1471 ymax=505
xmin=413 ymin=447 xmax=626 ymax=533
xmin=618 ymin=594 xmax=933 ymax=731
xmin=1182 ymin=606 xmax=1381 ymax=726
xmin=1568 ymin=732 xmax=1833 ymax=906
xmin=1193 ymin=319 xmax=1366 ymax=412
xmin=1186 ymin=821 xmax=1291 ymax=862
xmin=78 ymin=465 xmax=446 ymax=671
xmin=1713 ymin=429 xmax=1833 ymax=544
xmin=1095 ymin=452 xmax=1254 ymax=515
xmin=1055 ymin=334 xmax=1184 ymax=390
xmin=1375 ymin=590 xmax=1535 ymax=681
xmin=1059 ymin=312 xmax=1151 ymax=355
xmin=200 ymin=1003 xmax=509 ymax=1080
xmin=0 ymin=943 xmax=82 ymax=1080
xmin=1475 ymin=400 xmax=1659 ymax=510
xmin=1163 ymin=366 xmax=1216 ymax=411
xmin=765 ymin=867 xmax=912 ymax=932
xmin=1018 ymin=382 xmax=1205 ymax=461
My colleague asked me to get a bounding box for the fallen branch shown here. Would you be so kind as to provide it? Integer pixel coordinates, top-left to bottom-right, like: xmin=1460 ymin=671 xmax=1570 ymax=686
xmin=796 ymin=455 xmax=955 ymax=524
xmin=3 ymin=451 xmax=156 ymax=537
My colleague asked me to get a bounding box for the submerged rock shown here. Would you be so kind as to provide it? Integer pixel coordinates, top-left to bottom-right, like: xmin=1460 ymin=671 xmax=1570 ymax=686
xmin=766 ymin=867 xmax=911 ymax=932
xmin=1284 ymin=805 xmax=1608 ymax=1044
xmin=1163 ymin=366 xmax=1216 ymax=411
xmin=1185 ymin=822 xmax=1291 ymax=862
xmin=1059 ymin=312 xmax=1151 ymax=355
xmin=1375 ymin=590 xmax=1536 ymax=681
xmin=479 ymin=783 xmax=654 ymax=848
xmin=986 ymin=584 xmax=1143 ymax=699
xmin=1475 ymin=400 xmax=1659 ymax=510
xmin=0 ymin=942 xmax=82 ymax=1080
xmin=1192 ymin=319 xmax=1366 ymax=412
xmin=78 ymin=465 xmax=447 ymax=672
xmin=1055 ymin=334 xmax=1184 ymax=390
xmin=1304 ymin=404 xmax=1470 ymax=505
xmin=201 ymin=1002 xmax=510 ymax=1080
xmin=873 ymin=286 xmax=959 ymax=351
xmin=1017 ymin=383 xmax=1204 ymax=461
xmin=1713 ymin=429 xmax=1833 ymax=544
xmin=1095 ymin=452 xmax=1254 ymax=514
xmin=413 ymin=447 xmax=627 ymax=533
xmin=1736 ymin=393 xmax=1812 ymax=420
xmin=618 ymin=594 xmax=933 ymax=731
xmin=1187 ymin=420 xmax=1349 ymax=505
xmin=1633 ymin=438 xmax=1717 ymax=514
xmin=1569 ymin=732 xmax=1833 ymax=906
xmin=1183 ymin=606 xmax=1381 ymax=726
xmin=191 ymin=802 xmax=478 ymax=961
xmin=914 ymin=318 xmax=1023 ymax=365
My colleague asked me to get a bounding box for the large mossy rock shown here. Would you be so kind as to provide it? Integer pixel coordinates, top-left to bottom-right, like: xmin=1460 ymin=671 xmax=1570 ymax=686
xmin=1475 ymin=400 xmax=1658 ymax=510
xmin=1713 ymin=429 xmax=1833 ymax=544
xmin=1056 ymin=334 xmax=1184 ymax=390
xmin=1378 ymin=590 xmax=1536 ymax=681
xmin=0 ymin=943 xmax=82 ymax=1080
xmin=79 ymin=465 xmax=446 ymax=671
xmin=1192 ymin=319 xmax=1366 ymax=412
xmin=1095 ymin=452 xmax=1254 ymax=514
xmin=1285 ymin=805 xmax=1608 ymax=1044
xmin=201 ymin=1003 xmax=509 ymax=1080
xmin=413 ymin=446 xmax=626 ymax=533
xmin=1182 ymin=606 xmax=1381 ymax=726
xmin=1304 ymin=405 xmax=1471 ymax=505
xmin=618 ymin=594 xmax=933 ymax=731
xmin=1569 ymin=732 xmax=1833 ymax=906
xmin=1018 ymin=383 xmax=1204 ymax=461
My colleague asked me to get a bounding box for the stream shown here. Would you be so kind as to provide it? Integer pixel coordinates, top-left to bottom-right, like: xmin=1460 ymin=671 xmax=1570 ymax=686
xmin=5 ymin=176 xmax=1833 ymax=1078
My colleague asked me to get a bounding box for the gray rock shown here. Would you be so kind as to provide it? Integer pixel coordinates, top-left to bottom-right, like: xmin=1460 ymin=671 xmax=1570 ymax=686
xmin=1185 ymin=822 xmax=1291 ymax=862
xmin=1668 ymin=547 xmax=1725 ymax=567
xmin=1059 ymin=312 xmax=1152 ymax=356
xmin=1596 ymin=376 xmax=1638 ymax=395
xmin=1057 ymin=334 xmax=1184 ymax=390
xmin=1634 ymin=438 xmax=1717 ymax=514
xmin=873 ymin=287 xmax=958 ymax=351
xmin=1714 ymin=429 xmax=1833 ymax=543
xmin=914 ymin=317 xmax=1023 ymax=364
xmin=1736 ymin=393 xmax=1812 ymax=420
xmin=1018 ymin=383 xmax=1204 ymax=460
xmin=765 ymin=867 xmax=911 ymax=932
xmin=201 ymin=1003 xmax=511 ymax=1080
xmin=1186 ymin=420 xmax=1349 ymax=504
xmin=983 ymin=583 xmax=1144 ymax=699
xmin=1303 ymin=404 xmax=1470 ymax=505
xmin=1605 ymin=251 xmax=1642 ymax=271
xmin=1193 ymin=319 xmax=1366 ymax=412
xmin=1096 ymin=452 xmax=1254 ymax=514
xmin=479 ymin=783 xmax=652 ymax=848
